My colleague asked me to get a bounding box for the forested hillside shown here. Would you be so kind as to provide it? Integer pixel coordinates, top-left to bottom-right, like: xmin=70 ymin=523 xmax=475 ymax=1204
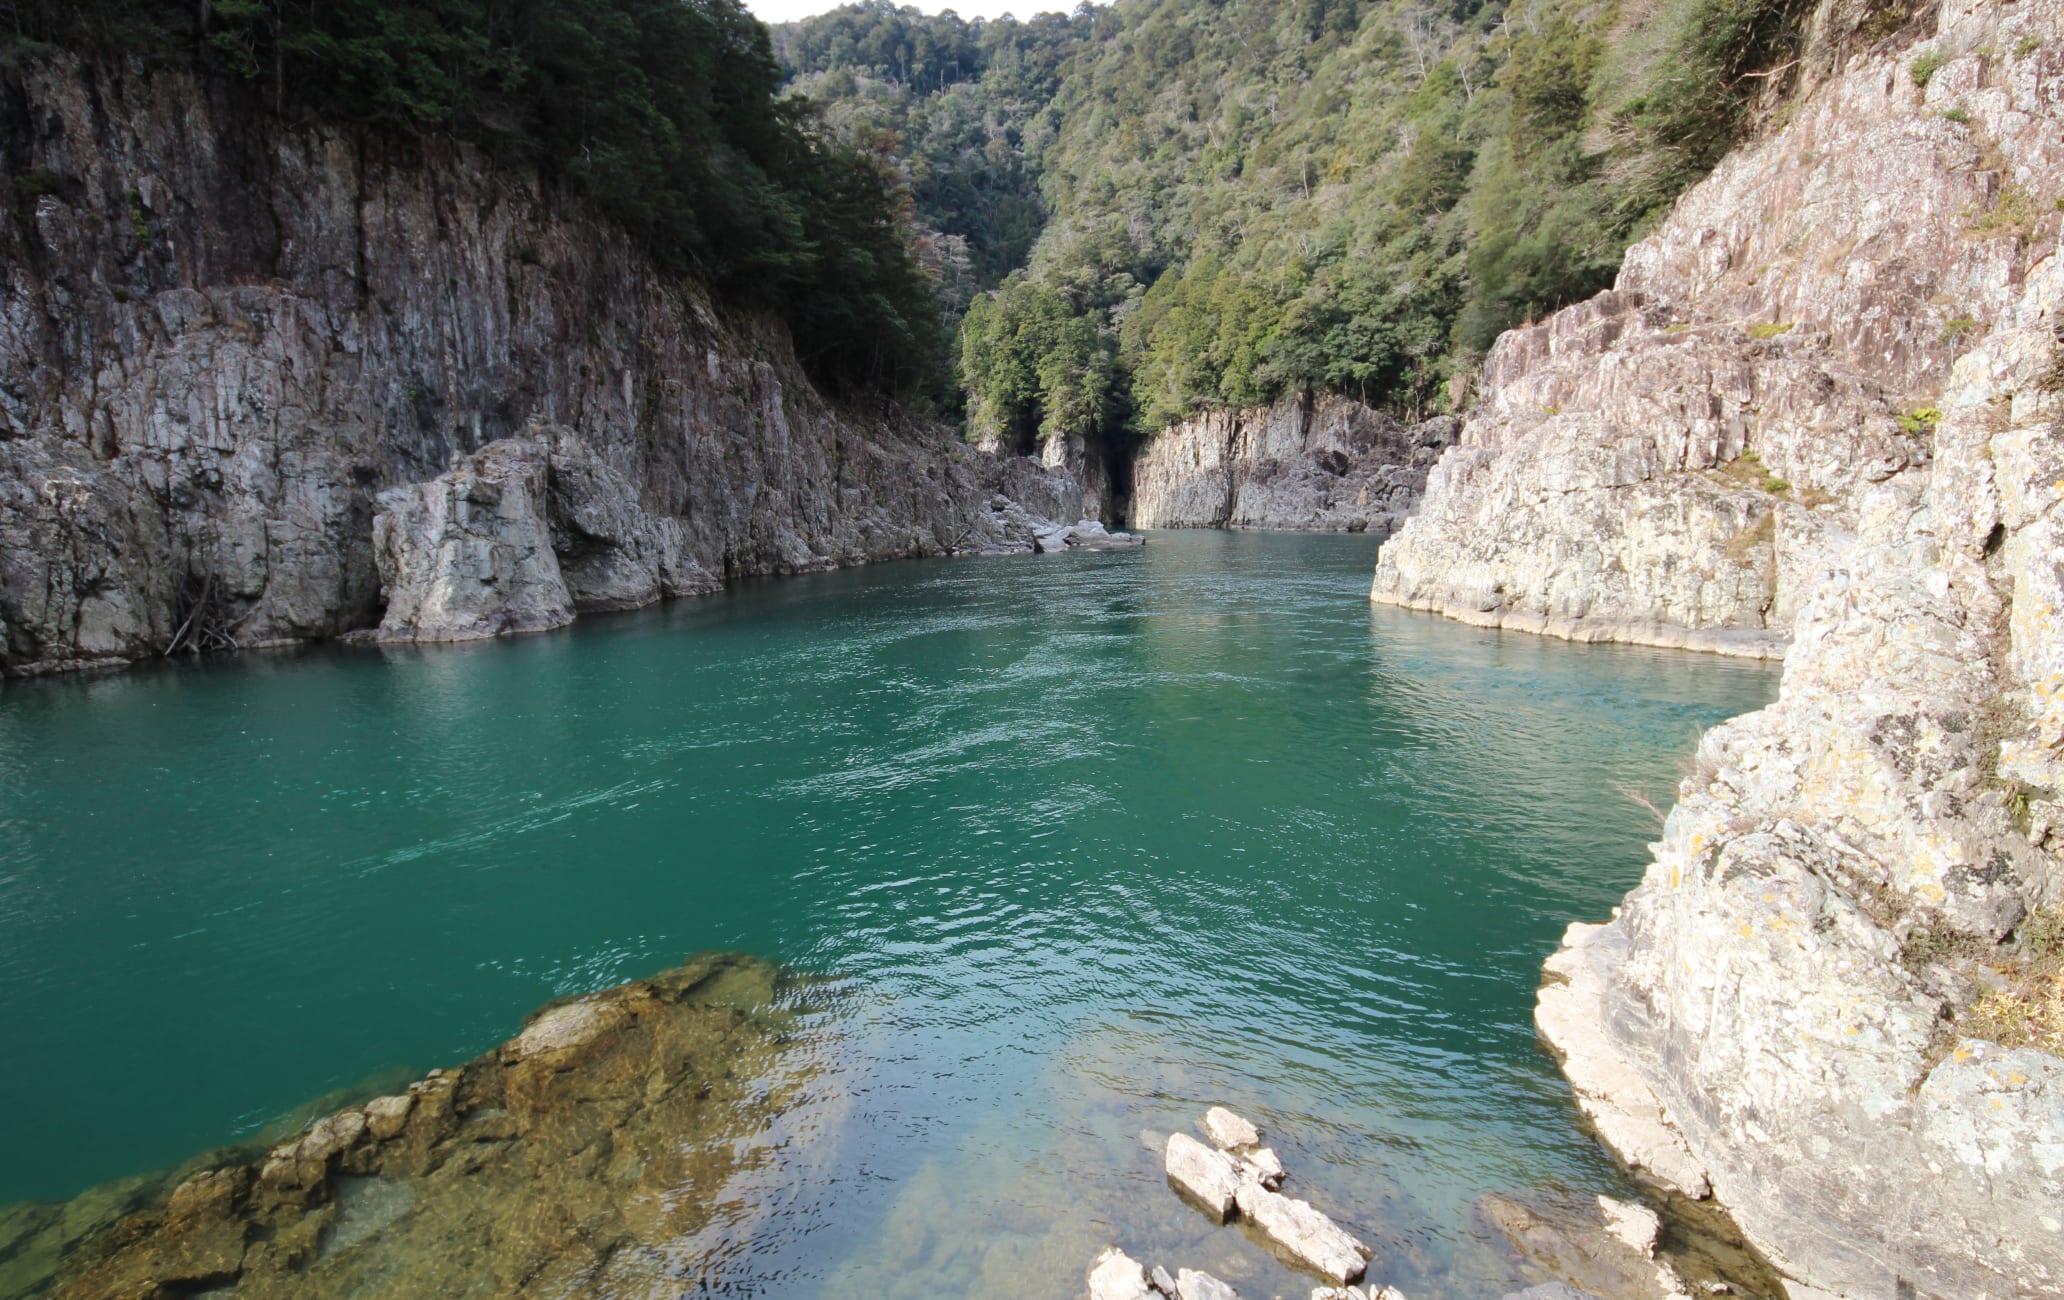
xmin=3 ymin=0 xmax=946 ymax=397
xmin=775 ymin=4 xmax=1102 ymax=317
xmin=781 ymin=0 xmax=1832 ymax=447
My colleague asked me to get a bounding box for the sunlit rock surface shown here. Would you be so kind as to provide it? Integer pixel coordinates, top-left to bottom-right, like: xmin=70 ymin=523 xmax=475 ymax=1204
xmin=1535 ymin=36 xmax=2064 ymax=1289
xmin=1374 ymin=0 xmax=2064 ymax=658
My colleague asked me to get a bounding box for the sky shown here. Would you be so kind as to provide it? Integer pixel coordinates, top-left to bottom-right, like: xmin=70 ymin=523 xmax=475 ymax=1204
xmin=745 ymin=0 xmax=1062 ymax=22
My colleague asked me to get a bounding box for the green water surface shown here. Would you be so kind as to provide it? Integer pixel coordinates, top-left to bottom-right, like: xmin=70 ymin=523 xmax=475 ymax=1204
xmin=0 ymin=531 xmax=1776 ymax=1296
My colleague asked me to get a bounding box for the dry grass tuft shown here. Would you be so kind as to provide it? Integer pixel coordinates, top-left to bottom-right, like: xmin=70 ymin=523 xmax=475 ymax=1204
xmin=1963 ymin=910 xmax=2064 ymax=1052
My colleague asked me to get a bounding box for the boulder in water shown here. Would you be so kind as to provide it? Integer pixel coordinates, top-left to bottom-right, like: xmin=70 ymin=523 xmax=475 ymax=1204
xmin=1235 ymin=1179 xmax=1372 ymax=1284
xmin=1165 ymin=1132 xmax=1242 ymax=1224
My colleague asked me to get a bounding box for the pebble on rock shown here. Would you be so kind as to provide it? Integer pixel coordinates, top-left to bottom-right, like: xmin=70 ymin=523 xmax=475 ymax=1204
xmin=1088 ymin=1246 xmax=1156 ymax=1300
xmin=1166 ymin=1131 xmax=1243 ymax=1224
xmin=1234 ymin=1179 xmax=1372 ymax=1284
xmin=1240 ymin=1146 xmax=1286 ymax=1189
xmin=1203 ymin=1106 xmax=1263 ymax=1152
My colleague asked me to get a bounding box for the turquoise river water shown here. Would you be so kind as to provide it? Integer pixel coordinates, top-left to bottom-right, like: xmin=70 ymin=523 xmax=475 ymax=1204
xmin=0 ymin=531 xmax=1777 ymax=1297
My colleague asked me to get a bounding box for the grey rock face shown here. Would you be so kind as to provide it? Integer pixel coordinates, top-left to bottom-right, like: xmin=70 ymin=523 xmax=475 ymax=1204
xmin=1132 ymin=395 xmax=1454 ymax=532
xmin=1373 ymin=0 xmax=2062 ymax=656
xmin=0 ymin=57 xmax=1083 ymax=674
xmin=370 ymin=440 xmax=574 ymax=643
xmin=1537 ymin=56 xmax=2064 ymax=1300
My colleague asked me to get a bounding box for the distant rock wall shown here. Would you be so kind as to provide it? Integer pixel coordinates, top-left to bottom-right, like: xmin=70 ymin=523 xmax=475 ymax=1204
xmin=0 ymin=56 xmax=1082 ymax=673
xmin=1501 ymin=2 xmax=2064 ymax=1297
xmin=1373 ymin=0 xmax=2063 ymax=657
xmin=1130 ymin=394 xmax=1454 ymax=532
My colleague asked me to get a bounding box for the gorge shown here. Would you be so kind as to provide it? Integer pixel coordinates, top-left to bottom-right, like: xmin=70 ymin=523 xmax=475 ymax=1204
xmin=0 ymin=0 xmax=2059 ymax=1296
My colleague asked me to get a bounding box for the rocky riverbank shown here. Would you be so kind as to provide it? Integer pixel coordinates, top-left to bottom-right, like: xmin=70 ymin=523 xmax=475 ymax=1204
xmin=0 ymin=55 xmax=1090 ymax=674
xmin=1372 ymin=0 xmax=2063 ymax=660
xmin=1 ymin=954 xmax=830 ymax=1299
xmin=1446 ymin=0 xmax=2064 ymax=1294
xmin=1130 ymin=396 xmax=1454 ymax=533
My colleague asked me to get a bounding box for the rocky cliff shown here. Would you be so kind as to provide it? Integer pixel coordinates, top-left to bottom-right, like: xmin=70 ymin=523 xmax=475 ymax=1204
xmin=1496 ymin=2 xmax=2064 ymax=1297
xmin=1373 ymin=0 xmax=2062 ymax=657
xmin=1129 ymin=394 xmax=1455 ymax=532
xmin=0 ymin=56 xmax=1086 ymax=673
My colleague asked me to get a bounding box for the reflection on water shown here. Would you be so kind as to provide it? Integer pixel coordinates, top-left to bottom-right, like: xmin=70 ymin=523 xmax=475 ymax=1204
xmin=0 ymin=532 xmax=1778 ymax=1296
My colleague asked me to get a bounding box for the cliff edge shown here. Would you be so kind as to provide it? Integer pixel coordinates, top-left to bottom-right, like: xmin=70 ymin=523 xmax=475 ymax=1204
xmin=1481 ymin=2 xmax=2064 ymax=1295
xmin=0 ymin=56 xmax=1083 ymax=674
xmin=1373 ymin=0 xmax=2062 ymax=658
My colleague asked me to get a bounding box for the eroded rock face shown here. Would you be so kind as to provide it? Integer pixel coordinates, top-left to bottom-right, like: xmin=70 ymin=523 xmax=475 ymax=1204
xmin=1131 ymin=396 xmax=1454 ymax=533
xmin=0 ymin=56 xmax=1083 ymax=673
xmin=1538 ymin=207 xmax=2064 ymax=1297
xmin=22 ymin=954 xmax=827 ymax=1299
xmin=1373 ymin=0 xmax=2064 ymax=657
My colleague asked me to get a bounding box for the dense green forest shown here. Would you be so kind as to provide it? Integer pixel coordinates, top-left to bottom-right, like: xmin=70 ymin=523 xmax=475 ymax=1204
xmin=5 ymin=0 xmax=1822 ymax=429
xmin=1 ymin=0 xmax=946 ymax=398
xmin=781 ymin=0 xmax=1817 ymax=447
xmin=774 ymin=4 xmax=1102 ymax=317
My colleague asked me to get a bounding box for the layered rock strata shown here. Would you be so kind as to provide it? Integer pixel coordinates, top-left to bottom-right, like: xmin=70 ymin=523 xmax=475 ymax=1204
xmin=1529 ymin=8 xmax=2064 ymax=1293
xmin=1131 ymin=395 xmax=1455 ymax=532
xmin=1373 ymin=0 xmax=2063 ymax=657
xmin=0 ymin=56 xmax=1084 ymax=673
xmin=7 ymin=954 xmax=828 ymax=1299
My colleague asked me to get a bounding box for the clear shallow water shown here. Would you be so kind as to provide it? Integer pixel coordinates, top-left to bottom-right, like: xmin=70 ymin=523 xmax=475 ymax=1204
xmin=0 ymin=531 xmax=1776 ymax=1296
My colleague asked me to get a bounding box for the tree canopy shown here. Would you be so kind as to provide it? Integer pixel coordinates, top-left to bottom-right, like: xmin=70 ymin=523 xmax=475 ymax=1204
xmin=784 ymin=0 xmax=1814 ymax=444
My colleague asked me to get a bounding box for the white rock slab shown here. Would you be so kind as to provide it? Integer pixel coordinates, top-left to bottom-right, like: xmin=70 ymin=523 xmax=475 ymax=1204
xmin=1235 ymin=1180 xmax=1372 ymax=1283
xmin=1151 ymin=1264 xmax=1179 ymax=1296
xmin=1204 ymin=1106 xmax=1263 ymax=1151
xmin=1089 ymin=1246 xmax=1155 ymax=1300
xmin=1166 ymin=1131 xmax=1242 ymax=1223
xmin=1176 ymin=1268 xmax=1240 ymax=1300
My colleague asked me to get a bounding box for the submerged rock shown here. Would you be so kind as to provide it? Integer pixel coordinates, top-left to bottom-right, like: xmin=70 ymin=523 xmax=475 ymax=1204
xmin=1177 ymin=1266 xmax=1241 ymax=1300
xmin=1478 ymin=1191 xmax=1685 ymax=1300
xmin=30 ymin=953 xmax=824 ymax=1299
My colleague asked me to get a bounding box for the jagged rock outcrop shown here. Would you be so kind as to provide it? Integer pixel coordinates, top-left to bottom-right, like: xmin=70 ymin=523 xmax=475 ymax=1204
xmin=0 ymin=56 xmax=1084 ymax=673
xmin=1528 ymin=7 xmax=2064 ymax=1294
xmin=1373 ymin=0 xmax=2063 ymax=657
xmin=1131 ymin=395 xmax=1455 ymax=532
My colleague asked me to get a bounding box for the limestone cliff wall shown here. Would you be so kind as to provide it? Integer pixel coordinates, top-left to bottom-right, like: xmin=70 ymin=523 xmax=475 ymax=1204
xmin=1372 ymin=0 xmax=2063 ymax=657
xmin=1129 ymin=394 xmax=1454 ymax=532
xmin=1506 ymin=3 xmax=2064 ymax=1297
xmin=0 ymin=56 xmax=1082 ymax=673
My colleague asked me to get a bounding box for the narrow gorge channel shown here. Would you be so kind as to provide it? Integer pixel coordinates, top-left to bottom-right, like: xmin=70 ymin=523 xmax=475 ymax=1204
xmin=0 ymin=533 xmax=1776 ymax=1298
